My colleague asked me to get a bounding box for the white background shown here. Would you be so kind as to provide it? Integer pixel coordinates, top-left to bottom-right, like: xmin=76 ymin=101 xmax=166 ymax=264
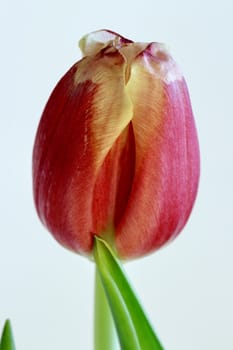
xmin=1 ymin=0 xmax=233 ymax=349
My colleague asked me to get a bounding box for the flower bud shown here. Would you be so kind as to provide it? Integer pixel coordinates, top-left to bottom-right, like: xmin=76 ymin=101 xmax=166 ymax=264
xmin=33 ymin=30 xmax=200 ymax=259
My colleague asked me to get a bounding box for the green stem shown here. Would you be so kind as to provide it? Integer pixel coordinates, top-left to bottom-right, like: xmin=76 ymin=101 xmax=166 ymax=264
xmin=94 ymin=267 xmax=118 ymax=350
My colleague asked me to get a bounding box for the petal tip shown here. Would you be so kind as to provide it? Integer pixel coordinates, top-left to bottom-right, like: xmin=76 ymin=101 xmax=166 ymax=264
xmin=79 ymin=29 xmax=133 ymax=57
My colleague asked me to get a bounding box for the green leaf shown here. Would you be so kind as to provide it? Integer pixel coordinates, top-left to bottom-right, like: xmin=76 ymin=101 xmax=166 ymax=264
xmin=0 ymin=320 xmax=16 ymax=350
xmin=93 ymin=236 xmax=164 ymax=350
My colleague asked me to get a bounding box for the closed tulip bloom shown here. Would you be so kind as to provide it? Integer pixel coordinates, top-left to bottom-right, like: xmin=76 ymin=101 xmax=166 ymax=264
xmin=33 ymin=30 xmax=200 ymax=259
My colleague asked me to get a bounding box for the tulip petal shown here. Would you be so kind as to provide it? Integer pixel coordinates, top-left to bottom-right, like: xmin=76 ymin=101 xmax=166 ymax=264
xmin=79 ymin=29 xmax=133 ymax=57
xmin=116 ymin=46 xmax=200 ymax=258
xmin=74 ymin=47 xmax=134 ymax=170
xmin=92 ymin=122 xmax=136 ymax=239
xmin=33 ymin=46 xmax=134 ymax=254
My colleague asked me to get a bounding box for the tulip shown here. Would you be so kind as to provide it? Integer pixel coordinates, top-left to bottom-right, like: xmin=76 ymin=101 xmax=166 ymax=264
xmin=33 ymin=29 xmax=200 ymax=259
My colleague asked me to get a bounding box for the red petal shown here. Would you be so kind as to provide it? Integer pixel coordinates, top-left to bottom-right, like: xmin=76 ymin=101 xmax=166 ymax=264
xmin=33 ymin=45 xmax=134 ymax=255
xmin=115 ymin=49 xmax=200 ymax=259
xmin=92 ymin=122 xmax=136 ymax=239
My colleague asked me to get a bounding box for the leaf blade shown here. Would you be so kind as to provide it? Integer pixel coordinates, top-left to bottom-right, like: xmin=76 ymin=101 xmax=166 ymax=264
xmin=94 ymin=236 xmax=164 ymax=350
xmin=0 ymin=320 xmax=16 ymax=350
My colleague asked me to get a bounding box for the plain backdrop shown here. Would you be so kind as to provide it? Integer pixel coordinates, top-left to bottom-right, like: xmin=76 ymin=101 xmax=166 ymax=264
xmin=1 ymin=0 xmax=233 ymax=349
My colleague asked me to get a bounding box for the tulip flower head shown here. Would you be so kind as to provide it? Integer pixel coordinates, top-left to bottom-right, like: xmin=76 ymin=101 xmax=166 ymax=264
xmin=33 ymin=29 xmax=200 ymax=259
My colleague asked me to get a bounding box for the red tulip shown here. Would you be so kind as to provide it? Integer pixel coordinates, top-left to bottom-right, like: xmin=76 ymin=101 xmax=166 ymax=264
xmin=33 ymin=29 xmax=200 ymax=259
